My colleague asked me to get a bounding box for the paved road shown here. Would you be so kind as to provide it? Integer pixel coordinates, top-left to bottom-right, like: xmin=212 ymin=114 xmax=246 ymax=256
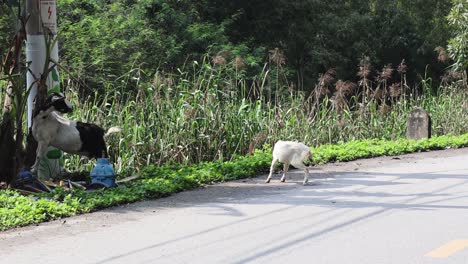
xmin=1 ymin=148 xmax=468 ymax=264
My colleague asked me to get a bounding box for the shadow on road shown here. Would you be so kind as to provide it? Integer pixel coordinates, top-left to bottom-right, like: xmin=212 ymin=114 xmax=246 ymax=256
xmin=93 ymin=156 xmax=468 ymax=264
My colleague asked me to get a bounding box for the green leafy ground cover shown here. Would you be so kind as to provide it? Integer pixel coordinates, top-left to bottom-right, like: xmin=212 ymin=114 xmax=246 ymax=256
xmin=1 ymin=134 xmax=468 ymax=231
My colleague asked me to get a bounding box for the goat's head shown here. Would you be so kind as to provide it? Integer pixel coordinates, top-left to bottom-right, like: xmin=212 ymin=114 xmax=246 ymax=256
xmin=45 ymin=92 xmax=73 ymax=113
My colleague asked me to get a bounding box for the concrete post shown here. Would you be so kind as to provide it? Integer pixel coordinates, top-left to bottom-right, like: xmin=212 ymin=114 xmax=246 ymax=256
xmin=26 ymin=0 xmax=62 ymax=179
xmin=407 ymin=107 xmax=432 ymax=140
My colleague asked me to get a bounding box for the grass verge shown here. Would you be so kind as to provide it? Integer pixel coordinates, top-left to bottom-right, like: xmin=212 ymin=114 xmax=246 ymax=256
xmin=1 ymin=133 xmax=468 ymax=231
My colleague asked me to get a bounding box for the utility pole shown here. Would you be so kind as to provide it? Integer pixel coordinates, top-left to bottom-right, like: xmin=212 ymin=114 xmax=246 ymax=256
xmin=25 ymin=0 xmax=62 ymax=179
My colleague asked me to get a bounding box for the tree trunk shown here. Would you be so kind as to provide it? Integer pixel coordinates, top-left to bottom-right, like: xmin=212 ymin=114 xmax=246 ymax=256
xmin=0 ymin=10 xmax=26 ymax=184
xmin=0 ymin=75 xmax=18 ymax=184
xmin=0 ymin=115 xmax=16 ymax=184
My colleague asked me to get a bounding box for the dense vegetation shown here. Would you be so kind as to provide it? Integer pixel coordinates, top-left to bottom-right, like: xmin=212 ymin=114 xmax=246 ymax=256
xmin=55 ymin=60 xmax=466 ymax=176
xmin=1 ymin=0 xmax=466 ymax=93
xmin=0 ymin=0 xmax=466 ymax=172
xmin=56 ymin=0 xmax=464 ymax=91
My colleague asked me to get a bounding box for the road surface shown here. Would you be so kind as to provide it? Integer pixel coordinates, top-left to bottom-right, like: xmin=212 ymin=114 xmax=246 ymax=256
xmin=1 ymin=148 xmax=468 ymax=264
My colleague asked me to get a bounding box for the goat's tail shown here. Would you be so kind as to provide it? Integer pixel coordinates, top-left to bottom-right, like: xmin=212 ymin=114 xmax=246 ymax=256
xmin=104 ymin=126 xmax=121 ymax=138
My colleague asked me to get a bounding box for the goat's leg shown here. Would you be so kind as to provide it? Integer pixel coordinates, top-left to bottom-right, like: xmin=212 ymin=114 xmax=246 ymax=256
xmin=31 ymin=143 xmax=48 ymax=175
xmin=302 ymin=167 xmax=311 ymax=185
xmin=265 ymin=158 xmax=278 ymax=183
xmin=292 ymin=162 xmax=311 ymax=185
xmin=280 ymin=163 xmax=289 ymax=182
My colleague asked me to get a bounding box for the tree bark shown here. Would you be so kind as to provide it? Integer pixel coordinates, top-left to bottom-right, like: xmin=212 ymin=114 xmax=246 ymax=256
xmin=0 ymin=9 xmax=27 ymax=184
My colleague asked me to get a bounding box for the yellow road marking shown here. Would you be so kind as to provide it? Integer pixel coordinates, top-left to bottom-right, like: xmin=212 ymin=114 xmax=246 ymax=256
xmin=425 ymin=240 xmax=468 ymax=258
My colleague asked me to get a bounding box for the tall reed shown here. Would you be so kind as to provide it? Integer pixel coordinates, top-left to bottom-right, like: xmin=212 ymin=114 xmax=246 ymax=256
xmin=59 ymin=57 xmax=467 ymax=176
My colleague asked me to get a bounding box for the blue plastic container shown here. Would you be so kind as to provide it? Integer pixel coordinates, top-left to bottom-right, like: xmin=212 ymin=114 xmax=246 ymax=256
xmin=90 ymin=158 xmax=117 ymax=188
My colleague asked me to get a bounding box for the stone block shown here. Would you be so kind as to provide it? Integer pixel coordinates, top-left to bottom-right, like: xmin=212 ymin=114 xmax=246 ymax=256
xmin=407 ymin=107 xmax=431 ymax=140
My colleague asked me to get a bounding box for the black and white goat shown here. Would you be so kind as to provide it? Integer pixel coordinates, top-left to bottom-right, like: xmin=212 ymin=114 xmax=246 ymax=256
xmin=31 ymin=93 xmax=120 ymax=174
xmin=265 ymin=140 xmax=313 ymax=185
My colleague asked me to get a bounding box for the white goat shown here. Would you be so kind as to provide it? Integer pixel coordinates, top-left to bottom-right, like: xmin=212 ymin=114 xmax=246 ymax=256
xmin=31 ymin=93 xmax=120 ymax=174
xmin=265 ymin=140 xmax=313 ymax=185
